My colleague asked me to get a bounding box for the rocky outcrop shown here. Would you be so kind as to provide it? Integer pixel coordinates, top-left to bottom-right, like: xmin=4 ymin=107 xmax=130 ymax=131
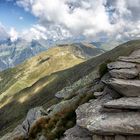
xmin=103 ymin=97 xmax=140 ymax=110
xmin=75 ymin=49 xmax=140 ymax=140
xmin=109 ymin=68 xmax=139 ymax=79
xmin=107 ymin=78 xmax=140 ymax=97
xmin=107 ymin=61 xmax=136 ymax=70
xmin=61 ymin=125 xmax=92 ymax=140
xmin=1 ymin=107 xmax=47 ymax=140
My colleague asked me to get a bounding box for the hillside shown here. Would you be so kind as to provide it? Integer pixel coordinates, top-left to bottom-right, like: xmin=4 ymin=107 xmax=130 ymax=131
xmin=0 ymin=40 xmax=140 ymax=138
xmin=0 ymin=39 xmax=104 ymax=71
xmin=0 ymin=43 xmax=103 ymax=136
xmin=0 ymin=39 xmax=48 ymax=71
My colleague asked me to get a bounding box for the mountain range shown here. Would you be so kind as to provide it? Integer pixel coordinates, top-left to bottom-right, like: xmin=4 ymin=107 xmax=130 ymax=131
xmin=0 ymin=37 xmax=121 ymax=71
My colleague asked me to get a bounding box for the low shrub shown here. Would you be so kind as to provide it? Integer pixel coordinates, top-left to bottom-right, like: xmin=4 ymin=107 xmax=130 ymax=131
xmin=99 ymin=59 xmax=112 ymax=77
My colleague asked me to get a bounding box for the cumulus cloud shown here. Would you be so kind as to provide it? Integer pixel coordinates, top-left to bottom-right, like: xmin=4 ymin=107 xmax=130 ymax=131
xmin=21 ymin=24 xmax=71 ymax=42
xmin=17 ymin=0 xmax=113 ymax=37
xmin=15 ymin=0 xmax=140 ymax=41
xmin=1 ymin=0 xmax=140 ymax=42
xmin=9 ymin=28 xmax=19 ymax=42
xmin=0 ymin=24 xmax=18 ymax=42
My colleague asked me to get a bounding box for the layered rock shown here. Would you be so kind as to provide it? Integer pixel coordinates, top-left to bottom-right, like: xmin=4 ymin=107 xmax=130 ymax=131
xmin=61 ymin=125 xmax=92 ymax=140
xmin=107 ymin=78 xmax=140 ymax=97
xmin=103 ymin=97 xmax=140 ymax=110
xmin=109 ymin=68 xmax=139 ymax=79
xmin=107 ymin=61 xmax=136 ymax=70
xmin=118 ymin=56 xmax=140 ymax=64
xmin=75 ymin=49 xmax=140 ymax=140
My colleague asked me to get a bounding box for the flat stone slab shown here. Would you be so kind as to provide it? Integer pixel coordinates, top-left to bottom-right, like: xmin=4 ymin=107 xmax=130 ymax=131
xmin=130 ymin=49 xmax=140 ymax=57
xmin=76 ymin=95 xmax=140 ymax=135
xmin=107 ymin=78 xmax=140 ymax=97
xmin=118 ymin=56 xmax=140 ymax=64
xmin=107 ymin=61 xmax=136 ymax=70
xmin=109 ymin=68 xmax=139 ymax=79
xmin=61 ymin=125 xmax=92 ymax=140
xmin=103 ymin=97 xmax=140 ymax=110
xmin=94 ymin=92 xmax=104 ymax=98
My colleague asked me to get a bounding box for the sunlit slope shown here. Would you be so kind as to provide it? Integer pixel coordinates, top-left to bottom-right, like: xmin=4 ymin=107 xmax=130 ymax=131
xmin=0 ymin=43 xmax=103 ymax=108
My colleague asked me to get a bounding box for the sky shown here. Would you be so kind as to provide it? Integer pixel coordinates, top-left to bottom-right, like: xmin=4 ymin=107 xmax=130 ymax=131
xmin=0 ymin=0 xmax=140 ymax=42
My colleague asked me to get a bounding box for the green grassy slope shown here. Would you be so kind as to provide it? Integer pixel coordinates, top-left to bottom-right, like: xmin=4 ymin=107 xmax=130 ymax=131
xmin=0 ymin=40 xmax=140 ymax=136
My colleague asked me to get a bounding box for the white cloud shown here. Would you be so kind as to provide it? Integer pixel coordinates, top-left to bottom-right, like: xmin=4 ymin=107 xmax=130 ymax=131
xmin=9 ymin=28 xmax=18 ymax=42
xmin=22 ymin=24 xmax=47 ymax=42
xmin=21 ymin=24 xmax=71 ymax=42
xmin=0 ymin=24 xmax=18 ymax=42
xmin=17 ymin=0 xmax=113 ymax=37
xmin=1 ymin=0 xmax=140 ymax=42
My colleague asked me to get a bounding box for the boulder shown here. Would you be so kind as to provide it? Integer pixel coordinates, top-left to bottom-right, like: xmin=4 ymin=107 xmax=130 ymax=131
xmin=1 ymin=107 xmax=47 ymax=140
xmin=118 ymin=56 xmax=140 ymax=64
xmin=107 ymin=62 xmax=136 ymax=70
xmin=94 ymin=92 xmax=104 ymax=98
xmin=109 ymin=68 xmax=139 ymax=79
xmin=130 ymin=49 xmax=140 ymax=57
xmin=20 ymin=107 xmax=47 ymax=133
xmin=103 ymin=97 xmax=140 ymax=110
xmin=115 ymin=135 xmax=126 ymax=140
xmin=61 ymin=125 xmax=92 ymax=140
xmin=76 ymin=94 xmax=140 ymax=135
xmin=76 ymin=93 xmax=117 ymax=134
xmin=92 ymin=135 xmax=103 ymax=140
xmin=107 ymin=78 xmax=140 ymax=97
xmin=126 ymin=135 xmax=140 ymax=140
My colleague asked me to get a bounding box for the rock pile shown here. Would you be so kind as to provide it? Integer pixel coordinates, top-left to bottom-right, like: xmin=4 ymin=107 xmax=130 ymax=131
xmin=63 ymin=49 xmax=140 ymax=140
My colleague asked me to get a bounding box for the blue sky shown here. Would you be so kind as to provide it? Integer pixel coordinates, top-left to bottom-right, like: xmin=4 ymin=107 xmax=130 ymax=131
xmin=0 ymin=0 xmax=37 ymax=31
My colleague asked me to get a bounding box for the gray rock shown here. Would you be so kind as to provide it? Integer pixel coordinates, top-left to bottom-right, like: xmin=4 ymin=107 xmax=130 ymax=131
xmin=1 ymin=107 xmax=47 ymax=140
xmin=107 ymin=78 xmax=140 ymax=97
xmin=104 ymin=136 xmax=114 ymax=140
xmin=115 ymin=135 xmax=126 ymax=140
xmin=21 ymin=107 xmax=47 ymax=132
xmin=92 ymin=82 xmax=105 ymax=92
xmin=92 ymin=135 xmax=103 ymax=140
xmin=55 ymin=86 xmax=89 ymax=99
xmin=107 ymin=62 xmax=136 ymax=70
xmin=94 ymin=92 xmax=104 ymax=98
xmin=76 ymin=93 xmax=140 ymax=135
xmin=102 ymin=108 xmax=124 ymax=113
xmin=130 ymin=49 xmax=140 ymax=57
xmin=118 ymin=56 xmax=140 ymax=64
xmin=109 ymin=68 xmax=139 ymax=79
xmin=76 ymin=93 xmax=117 ymax=134
xmin=126 ymin=135 xmax=140 ymax=140
xmin=61 ymin=125 xmax=92 ymax=140
xmin=103 ymin=97 xmax=140 ymax=110
xmin=102 ymin=86 xmax=121 ymax=99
